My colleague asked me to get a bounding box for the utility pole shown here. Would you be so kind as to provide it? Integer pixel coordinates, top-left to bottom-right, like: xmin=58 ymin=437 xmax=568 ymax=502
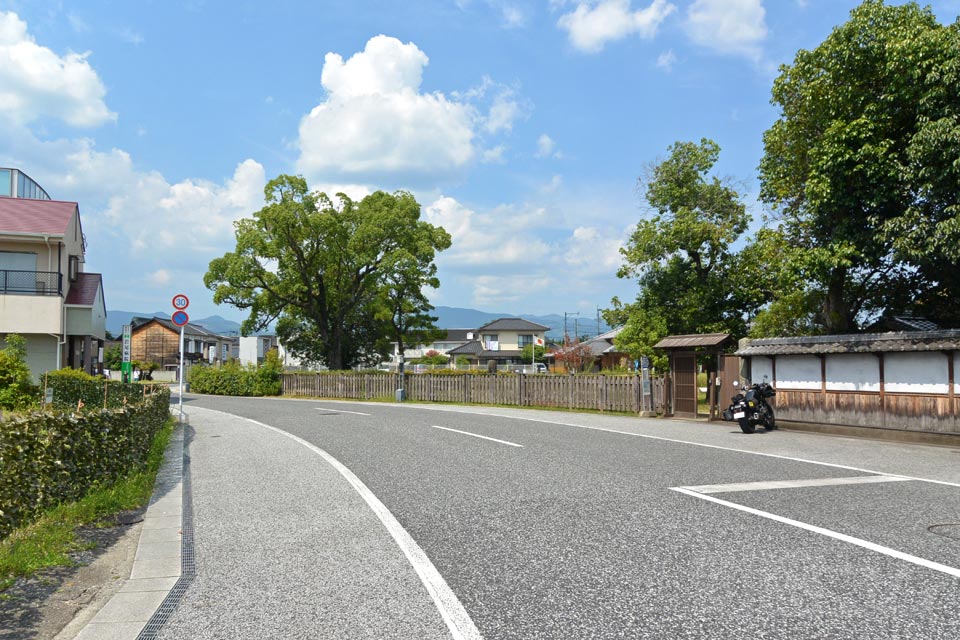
xmin=597 ymin=307 xmax=601 ymax=337
xmin=564 ymin=311 xmax=579 ymax=343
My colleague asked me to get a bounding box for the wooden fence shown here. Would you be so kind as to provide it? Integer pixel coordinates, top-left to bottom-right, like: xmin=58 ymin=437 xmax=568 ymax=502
xmin=282 ymin=373 xmax=667 ymax=414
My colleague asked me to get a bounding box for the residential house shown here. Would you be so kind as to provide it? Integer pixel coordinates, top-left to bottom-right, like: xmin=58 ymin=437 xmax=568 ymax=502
xmin=388 ymin=329 xmax=472 ymax=366
xmin=238 ymin=334 xmax=317 ymax=370
xmin=0 ymin=168 xmax=106 ymax=380
xmin=447 ymin=318 xmax=549 ymax=367
xmin=130 ymin=316 xmax=233 ymax=369
xmin=580 ymin=327 xmax=631 ymax=371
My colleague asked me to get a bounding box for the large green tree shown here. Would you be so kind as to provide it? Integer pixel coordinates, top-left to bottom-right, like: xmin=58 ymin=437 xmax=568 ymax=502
xmin=758 ymin=0 xmax=960 ymax=333
xmin=607 ymin=139 xmax=755 ymax=363
xmin=205 ymin=176 xmax=451 ymax=369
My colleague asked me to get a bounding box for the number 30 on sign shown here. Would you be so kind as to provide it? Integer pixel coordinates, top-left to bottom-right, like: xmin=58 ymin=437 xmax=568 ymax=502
xmin=172 ymin=294 xmax=189 ymax=310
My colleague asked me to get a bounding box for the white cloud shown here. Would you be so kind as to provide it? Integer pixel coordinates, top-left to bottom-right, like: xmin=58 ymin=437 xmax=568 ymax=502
xmin=542 ymin=174 xmax=563 ymax=193
xmin=656 ymin=49 xmax=677 ymax=71
xmin=557 ymin=0 xmax=677 ymax=53
xmin=534 ymin=133 xmax=564 ymax=159
xmin=501 ymin=5 xmax=526 ymax=28
xmin=485 ymin=90 xmax=524 ymax=134
xmin=297 ymin=35 xmax=478 ymax=184
xmin=0 ymin=11 xmax=115 ymax=127
xmin=685 ymin=0 xmax=767 ymax=60
xmin=482 ymin=145 xmax=508 ymax=163
xmin=535 ymin=134 xmax=555 ymax=158
xmin=149 ymin=269 xmax=172 ymax=286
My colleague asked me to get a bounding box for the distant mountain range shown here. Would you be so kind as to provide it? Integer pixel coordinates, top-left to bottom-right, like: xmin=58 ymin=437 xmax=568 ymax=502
xmin=106 ymin=306 xmax=610 ymax=340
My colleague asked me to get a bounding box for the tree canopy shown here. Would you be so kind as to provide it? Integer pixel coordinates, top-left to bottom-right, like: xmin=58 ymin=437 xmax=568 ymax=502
xmin=607 ymin=139 xmax=755 ymax=363
xmin=757 ymin=0 xmax=960 ymax=333
xmin=205 ymin=175 xmax=450 ymax=370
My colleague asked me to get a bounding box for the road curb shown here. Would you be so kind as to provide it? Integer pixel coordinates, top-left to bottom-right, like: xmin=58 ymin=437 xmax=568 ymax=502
xmin=69 ymin=418 xmax=189 ymax=640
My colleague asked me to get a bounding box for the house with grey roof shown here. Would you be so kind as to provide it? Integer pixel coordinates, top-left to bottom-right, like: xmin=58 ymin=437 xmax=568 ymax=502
xmin=447 ymin=318 xmax=550 ymax=367
xmin=0 ymin=168 xmax=106 ymax=380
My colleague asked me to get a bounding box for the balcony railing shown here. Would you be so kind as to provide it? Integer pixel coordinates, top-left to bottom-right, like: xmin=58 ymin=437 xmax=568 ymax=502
xmin=0 ymin=270 xmax=62 ymax=296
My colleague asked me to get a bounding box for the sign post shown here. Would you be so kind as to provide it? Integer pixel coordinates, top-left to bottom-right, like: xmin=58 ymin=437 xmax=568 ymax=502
xmin=171 ymin=295 xmax=190 ymax=422
xmin=121 ymin=324 xmax=132 ymax=382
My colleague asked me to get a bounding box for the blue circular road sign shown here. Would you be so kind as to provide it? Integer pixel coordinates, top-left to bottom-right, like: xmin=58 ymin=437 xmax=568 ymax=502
xmin=172 ymin=310 xmax=189 ymax=326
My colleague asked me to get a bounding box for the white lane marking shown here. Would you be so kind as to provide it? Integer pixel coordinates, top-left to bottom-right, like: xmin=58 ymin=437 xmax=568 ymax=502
xmin=193 ymin=408 xmax=482 ymax=640
xmin=370 ymin=403 xmax=960 ymax=489
xmin=430 ymin=425 xmax=523 ymax=448
xmin=682 ymin=475 xmax=916 ymax=494
xmin=315 ymin=408 xmax=371 ymax=416
xmin=671 ymin=487 xmax=960 ymax=580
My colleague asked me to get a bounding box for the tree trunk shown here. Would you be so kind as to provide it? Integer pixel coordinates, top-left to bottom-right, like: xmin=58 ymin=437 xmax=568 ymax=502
xmin=821 ymin=266 xmax=852 ymax=333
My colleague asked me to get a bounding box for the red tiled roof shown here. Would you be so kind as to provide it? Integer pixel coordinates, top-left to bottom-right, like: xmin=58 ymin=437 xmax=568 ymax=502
xmin=65 ymin=272 xmax=102 ymax=306
xmin=0 ymin=197 xmax=78 ymax=235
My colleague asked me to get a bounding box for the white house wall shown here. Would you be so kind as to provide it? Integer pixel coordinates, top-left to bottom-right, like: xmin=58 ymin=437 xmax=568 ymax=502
xmin=884 ymin=352 xmax=949 ymax=394
xmin=956 ymin=352 xmax=960 ymax=394
xmin=775 ymin=355 xmax=821 ymax=390
xmin=751 ymin=356 xmax=773 ymax=385
xmin=826 ymin=354 xmax=880 ymax=392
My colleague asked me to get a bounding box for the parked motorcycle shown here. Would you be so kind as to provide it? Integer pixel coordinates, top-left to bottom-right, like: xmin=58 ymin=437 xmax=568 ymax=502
xmin=722 ymin=380 xmax=776 ymax=434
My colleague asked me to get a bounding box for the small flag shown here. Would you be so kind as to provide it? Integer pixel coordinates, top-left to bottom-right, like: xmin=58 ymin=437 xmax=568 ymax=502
xmin=535 ymin=337 xmax=545 ymax=346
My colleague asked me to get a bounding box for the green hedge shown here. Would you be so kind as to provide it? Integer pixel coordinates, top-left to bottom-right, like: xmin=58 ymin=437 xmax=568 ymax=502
xmin=42 ymin=369 xmax=165 ymax=411
xmin=188 ymin=358 xmax=282 ymax=397
xmin=0 ymin=387 xmax=171 ymax=539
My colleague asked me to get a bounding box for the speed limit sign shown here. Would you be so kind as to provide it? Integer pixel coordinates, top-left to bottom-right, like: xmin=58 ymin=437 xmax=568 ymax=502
xmin=172 ymin=294 xmax=190 ymax=310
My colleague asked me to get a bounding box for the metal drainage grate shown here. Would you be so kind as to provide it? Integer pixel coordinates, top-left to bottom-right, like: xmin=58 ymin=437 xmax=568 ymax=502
xmin=928 ymin=524 xmax=960 ymax=541
xmin=137 ymin=425 xmax=197 ymax=639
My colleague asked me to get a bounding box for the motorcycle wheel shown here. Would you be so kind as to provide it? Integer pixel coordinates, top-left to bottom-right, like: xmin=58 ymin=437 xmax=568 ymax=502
xmin=738 ymin=417 xmax=755 ymax=434
xmin=764 ymin=406 xmax=777 ymax=430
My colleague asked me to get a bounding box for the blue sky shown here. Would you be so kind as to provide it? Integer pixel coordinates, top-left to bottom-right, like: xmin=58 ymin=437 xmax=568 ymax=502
xmin=2 ymin=0 xmax=958 ymax=322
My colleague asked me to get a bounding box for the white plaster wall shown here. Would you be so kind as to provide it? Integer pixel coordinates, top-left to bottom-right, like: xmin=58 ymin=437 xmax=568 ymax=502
xmin=956 ymin=352 xmax=960 ymax=394
xmin=885 ymin=352 xmax=949 ymax=394
xmin=776 ymin=355 xmax=822 ymax=390
xmin=750 ymin=357 xmax=773 ymax=385
xmin=0 ymin=294 xmax=63 ymax=334
xmin=826 ymin=354 xmax=880 ymax=392
xmin=238 ymin=336 xmax=259 ymax=366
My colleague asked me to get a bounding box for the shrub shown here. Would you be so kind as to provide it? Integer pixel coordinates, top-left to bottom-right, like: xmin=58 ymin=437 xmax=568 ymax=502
xmin=0 ymin=388 xmax=171 ymax=538
xmin=0 ymin=335 xmax=38 ymax=411
xmin=43 ymin=369 xmax=158 ymax=411
xmin=188 ymin=351 xmax=282 ymax=397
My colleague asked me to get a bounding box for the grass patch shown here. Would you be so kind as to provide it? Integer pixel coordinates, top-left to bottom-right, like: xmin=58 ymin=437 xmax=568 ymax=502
xmin=0 ymin=416 xmax=177 ymax=592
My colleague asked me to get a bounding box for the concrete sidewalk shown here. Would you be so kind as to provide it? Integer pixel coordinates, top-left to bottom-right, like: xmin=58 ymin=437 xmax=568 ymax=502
xmin=63 ymin=422 xmax=186 ymax=639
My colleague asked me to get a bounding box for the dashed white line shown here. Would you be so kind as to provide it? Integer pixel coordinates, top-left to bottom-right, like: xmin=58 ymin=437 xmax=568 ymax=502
xmin=671 ymin=487 xmax=960 ymax=580
xmin=430 ymin=425 xmax=523 ymax=448
xmin=315 ymin=408 xmax=371 ymax=416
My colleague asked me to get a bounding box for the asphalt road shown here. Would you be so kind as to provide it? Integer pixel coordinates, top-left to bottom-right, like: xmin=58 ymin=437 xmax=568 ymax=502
xmin=162 ymin=395 xmax=960 ymax=639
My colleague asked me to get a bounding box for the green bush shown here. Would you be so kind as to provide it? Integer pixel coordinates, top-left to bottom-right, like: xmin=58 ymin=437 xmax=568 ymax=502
xmin=0 ymin=335 xmax=38 ymax=412
xmin=43 ymin=369 xmax=160 ymax=411
xmin=188 ymin=350 xmax=282 ymax=397
xmin=0 ymin=388 xmax=171 ymax=539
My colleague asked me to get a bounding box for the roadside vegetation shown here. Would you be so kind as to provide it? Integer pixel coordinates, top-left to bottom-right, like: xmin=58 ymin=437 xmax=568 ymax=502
xmin=188 ymin=351 xmax=283 ymax=396
xmin=0 ymin=340 xmax=174 ymax=590
xmin=0 ymin=417 xmax=175 ymax=592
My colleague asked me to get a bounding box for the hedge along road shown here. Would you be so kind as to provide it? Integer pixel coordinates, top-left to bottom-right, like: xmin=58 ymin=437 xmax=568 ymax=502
xmin=165 ymin=394 xmax=960 ymax=639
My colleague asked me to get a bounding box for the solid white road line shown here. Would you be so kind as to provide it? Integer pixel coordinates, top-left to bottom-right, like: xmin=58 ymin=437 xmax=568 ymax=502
xmin=681 ymin=475 xmax=916 ymax=494
xmin=429 ymin=425 xmax=524 ymax=448
xmin=671 ymin=487 xmax=960 ymax=580
xmin=194 ymin=408 xmax=482 ymax=640
xmin=372 ymin=403 xmax=960 ymax=489
xmin=315 ymin=408 xmax=371 ymax=416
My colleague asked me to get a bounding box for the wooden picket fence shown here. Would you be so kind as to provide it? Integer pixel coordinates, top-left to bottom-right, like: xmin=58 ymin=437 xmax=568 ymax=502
xmin=282 ymin=373 xmax=667 ymax=414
